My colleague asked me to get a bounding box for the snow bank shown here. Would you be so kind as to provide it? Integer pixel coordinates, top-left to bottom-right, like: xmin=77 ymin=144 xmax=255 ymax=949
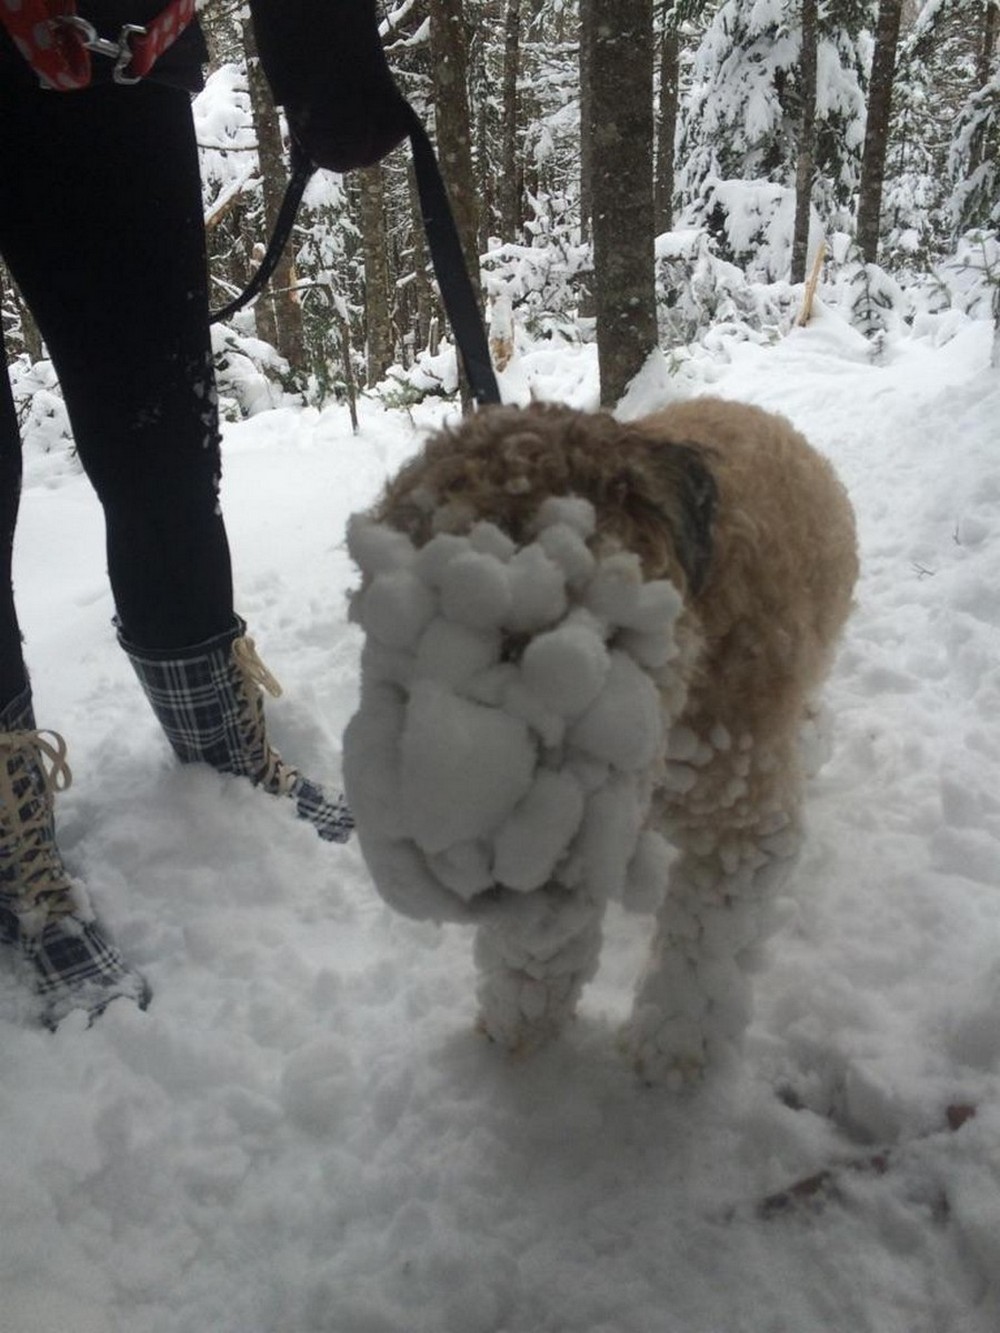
xmin=3 ymin=305 xmax=1000 ymax=1333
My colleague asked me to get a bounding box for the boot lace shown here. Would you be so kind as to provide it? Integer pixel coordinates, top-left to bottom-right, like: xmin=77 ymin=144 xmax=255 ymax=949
xmin=231 ymin=635 xmax=299 ymax=795
xmin=0 ymin=728 xmax=77 ymax=925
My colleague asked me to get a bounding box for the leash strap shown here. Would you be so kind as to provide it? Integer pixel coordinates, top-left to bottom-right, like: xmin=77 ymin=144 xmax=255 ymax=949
xmin=406 ymin=106 xmax=500 ymax=407
xmin=210 ymin=144 xmax=316 ymax=327
xmin=212 ymin=110 xmax=501 ymax=409
xmin=2 ymin=1 xmax=501 ymax=407
xmin=0 ymin=0 xmax=194 ymax=89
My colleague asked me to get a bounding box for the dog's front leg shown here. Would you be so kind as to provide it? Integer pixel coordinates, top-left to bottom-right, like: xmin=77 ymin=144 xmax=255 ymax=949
xmin=473 ymin=888 xmax=607 ymax=1054
xmin=624 ymin=812 xmax=803 ymax=1087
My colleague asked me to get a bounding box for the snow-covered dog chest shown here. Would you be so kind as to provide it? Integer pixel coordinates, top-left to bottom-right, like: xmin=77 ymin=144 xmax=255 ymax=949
xmin=343 ymin=497 xmax=685 ymax=924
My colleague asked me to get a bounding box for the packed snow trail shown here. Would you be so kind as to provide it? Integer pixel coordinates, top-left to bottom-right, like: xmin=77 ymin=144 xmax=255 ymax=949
xmin=1 ymin=310 xmax=998 ymax=1333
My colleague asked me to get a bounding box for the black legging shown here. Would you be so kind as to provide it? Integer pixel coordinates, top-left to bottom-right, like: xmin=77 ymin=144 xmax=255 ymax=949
xmin=0 ymin=70 xmax=234 ymax=707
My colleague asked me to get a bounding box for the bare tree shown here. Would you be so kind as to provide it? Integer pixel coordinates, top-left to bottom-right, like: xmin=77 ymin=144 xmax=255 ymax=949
xmin=241 ymin=13 xmax=305 ymax=369
xmin=1 ymin=266 xmax=43 ymax=364
xmin=654 ymin=2 xmax=680 ymax=234
xmin=856 ymin=0 xmax=905 ymax=263
xmin=791 ymin=0 xmax=819 ymax=283
xmin=429 ymin=0 xmax=484 ymax=407
xmin=500 ymin=0 xmax=523 ymax=239
xmin=358 ymin=164 xmax=395 ymax=386
xmin=579 ymin=0 xmax=595 ymax=242
xmin=585 ymin=0 xmax=658 ymax=406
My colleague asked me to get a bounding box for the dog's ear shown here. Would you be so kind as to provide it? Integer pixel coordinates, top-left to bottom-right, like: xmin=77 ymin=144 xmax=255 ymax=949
xmin=635 ymin=440 xmax=718 ymax=596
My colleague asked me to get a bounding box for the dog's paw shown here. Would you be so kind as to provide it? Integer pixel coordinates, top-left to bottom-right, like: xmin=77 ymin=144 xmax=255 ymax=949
xmin=475 ymin=1009 xmax=561 ymax=1058
xmin=621 ymin=1016 xmax=709 ymax=1090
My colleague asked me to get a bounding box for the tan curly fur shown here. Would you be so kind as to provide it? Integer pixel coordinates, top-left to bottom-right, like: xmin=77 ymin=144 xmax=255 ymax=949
xmin=371 ymin=396 xmax=858 ymax=1081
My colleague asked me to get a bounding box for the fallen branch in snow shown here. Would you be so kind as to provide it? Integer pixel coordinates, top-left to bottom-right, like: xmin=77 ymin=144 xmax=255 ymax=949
xmin=795 ymin=240 xmax=827 ymax=327
xmin=756 ymin=1103 xmax=977 ymax=1220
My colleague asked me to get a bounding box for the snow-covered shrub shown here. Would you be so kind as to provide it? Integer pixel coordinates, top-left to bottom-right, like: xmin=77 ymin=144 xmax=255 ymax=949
xmin=827 ymin=246 xmax=908 ymax=361
xmin=7 ymin=356 xmax=73 ymax=458
xmin=481 ymin=192 xmax=591 ymax=343
xmin=379 ymin=342 xmax=460 ymax=407
xmin=947 ymin=70 xmax=1000 ymax=237
xmin=211 ymin=326 xmax=290 ymax=419
xmin=656 ymin=228 xmax=793 ymax=350
xmin=932 ymin=230 xmax=1000 ymax=321
xmin=681 ymin=177 xmax=823 ymax=283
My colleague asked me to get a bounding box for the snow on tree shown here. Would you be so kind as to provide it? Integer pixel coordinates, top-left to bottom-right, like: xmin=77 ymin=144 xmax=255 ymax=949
xmin=884 ymin=0 xmax=998 ymax=266
xmin=677 ymin=0 xmax=870 ymax=273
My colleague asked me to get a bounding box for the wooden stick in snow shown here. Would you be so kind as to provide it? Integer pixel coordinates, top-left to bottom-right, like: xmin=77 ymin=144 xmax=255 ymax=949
xmin=795 ymin=239 xmax=827 ymax=327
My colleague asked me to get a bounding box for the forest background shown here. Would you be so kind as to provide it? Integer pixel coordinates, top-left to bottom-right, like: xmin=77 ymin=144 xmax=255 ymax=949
xmin=2 ymin=0 xmax=999 ymax=426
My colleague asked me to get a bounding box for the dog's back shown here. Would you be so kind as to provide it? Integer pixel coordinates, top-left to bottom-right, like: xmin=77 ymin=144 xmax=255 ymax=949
xmin=636 ymin=397 xmax=858 ymax=739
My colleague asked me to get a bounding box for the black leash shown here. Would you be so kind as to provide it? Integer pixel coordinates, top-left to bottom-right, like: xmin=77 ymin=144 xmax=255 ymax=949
xmin=210 ymin=114 xmax=501 ymax=409
xmin=404 ymin=106 xmax=499 ymax=407
xmin=210 ymin=143 xmax=315 ymax=328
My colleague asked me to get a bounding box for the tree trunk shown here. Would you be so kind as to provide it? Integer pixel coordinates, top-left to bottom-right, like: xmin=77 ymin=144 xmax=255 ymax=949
xmin=585 ymin=0 xmax=658 ymax=407
xmin=429 ymin=0 xmax=483 ymax=408
xmin=579 ymin=0 xmax=595 ymax=243
xmin=856 ymin=0 xmax=904 ymax=265
xmin=654 ymin=6 xmax=679 ymax=235
xmin=358 ymin=164 xmax=395 ymax=387
xmin=976 ymin=0 xmax=999 ymax=87
xmin=3 ymin=267 xmax=44 ymax=364
xmin=970 ymin=0 xmax=1000 ymax=178
xmin=407 ymin=158 xmax=437 ymax=355
xmin=500 ymin=0 xmax=523 ymax=240
xmin=791 ymin=0 xmax=819 ymax=284
xmin=242 ymin=14 xmax=305 ymax=369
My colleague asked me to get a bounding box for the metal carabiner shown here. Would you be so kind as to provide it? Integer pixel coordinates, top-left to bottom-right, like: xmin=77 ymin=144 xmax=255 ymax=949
xmin=55 ymin=15 xmax=148 ymax=84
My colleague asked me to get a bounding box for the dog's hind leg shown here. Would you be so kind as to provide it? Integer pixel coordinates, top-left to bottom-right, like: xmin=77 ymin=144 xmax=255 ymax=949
xmin=624 ymin=809 xmax=803 ymax=1087
xmin=473 ymin=888 xmax=607 ymax=1054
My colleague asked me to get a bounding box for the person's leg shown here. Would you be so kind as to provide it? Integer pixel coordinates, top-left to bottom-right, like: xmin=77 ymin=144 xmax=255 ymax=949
xmin=0 ymin=289 xmax=148 ymax=1020
xmin=0 ymin=77 xmax=350 ymax=845
xmin=0 ymin=310 xmax=27 ymax=708
xmin=0 ymin=78 xmax=233 ymax=649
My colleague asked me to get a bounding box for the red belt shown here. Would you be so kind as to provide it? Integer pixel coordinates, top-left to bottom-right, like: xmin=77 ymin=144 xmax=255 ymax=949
xmin=0 ymin=0 xmax=195 ymax=89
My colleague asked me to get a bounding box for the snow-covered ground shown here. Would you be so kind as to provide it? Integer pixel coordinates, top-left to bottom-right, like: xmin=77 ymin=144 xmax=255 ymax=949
xmin=2 ymin=308 xmax=998 ymax=1333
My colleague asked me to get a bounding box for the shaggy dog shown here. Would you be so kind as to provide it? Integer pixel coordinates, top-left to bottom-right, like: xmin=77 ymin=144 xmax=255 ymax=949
xmin=346 ymin=397 xmax=858 ymax=1084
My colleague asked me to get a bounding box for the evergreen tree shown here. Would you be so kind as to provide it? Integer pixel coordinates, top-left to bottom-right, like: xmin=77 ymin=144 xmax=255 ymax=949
xmin=885 ymin=0 xmax=998 ymax=262
xmin=677 ymin=0 xmax=870 ymax=271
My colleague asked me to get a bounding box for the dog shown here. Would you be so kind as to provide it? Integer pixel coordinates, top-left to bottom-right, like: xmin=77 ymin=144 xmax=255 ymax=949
xmin=344 ymin=397 xmax=858 ymax=1084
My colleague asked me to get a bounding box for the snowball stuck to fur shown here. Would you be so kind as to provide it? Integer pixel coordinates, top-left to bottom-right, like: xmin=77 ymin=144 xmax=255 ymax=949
xmin=413 ymin=532 xmax=472 ymax=587
xmin=346 ymin=487 xmax=683 ymax=925
xmin=520 ymin=622 xmax=611 ymax=718
xmin=492 ymin=768 xmax=586 ymax=892
xmin=536 ymin=522 xmax=597 ymax=586
xmin=533 ymin=495 xmax=596 ymax=538
xmin=440 ymin=550 xmax=512 ymax=629
xmin=583 ymin=552 xmax=643 ymax=623
xmin=504 ymin=545 xmax=568 ymax=633
xmin=574 ymin=776 xmax=646 ymax=900
xmin=346 ymin=516 xmax=415 ymax=574
xmin=399 ymin=681 xmax=536 ymax=855
xmin=624 ymin=580 xmax=684 ymax=633
xmin=500 ymin=676 xmax=566 ymax=749
xmin=414 ymin=617 xmax=499 ymax=689
xmin=426 ymin=840 xmax=494 ymax=901
xmin=469 ymin=521 xmax=517 ymax=562
xmin=567 ymin=650 xmax=664 ymax=772
xmin=359 ymin=569 xmax=435 ymax=650
xmin=622 ymin=830 xmax=673 ymax=914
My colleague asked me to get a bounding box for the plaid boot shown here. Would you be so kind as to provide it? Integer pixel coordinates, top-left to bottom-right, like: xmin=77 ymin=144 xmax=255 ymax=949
xmin=119 ymin=618 xmax=354 ymax=843
xmin=0 ymin=689 xmax=151 ymax=1026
